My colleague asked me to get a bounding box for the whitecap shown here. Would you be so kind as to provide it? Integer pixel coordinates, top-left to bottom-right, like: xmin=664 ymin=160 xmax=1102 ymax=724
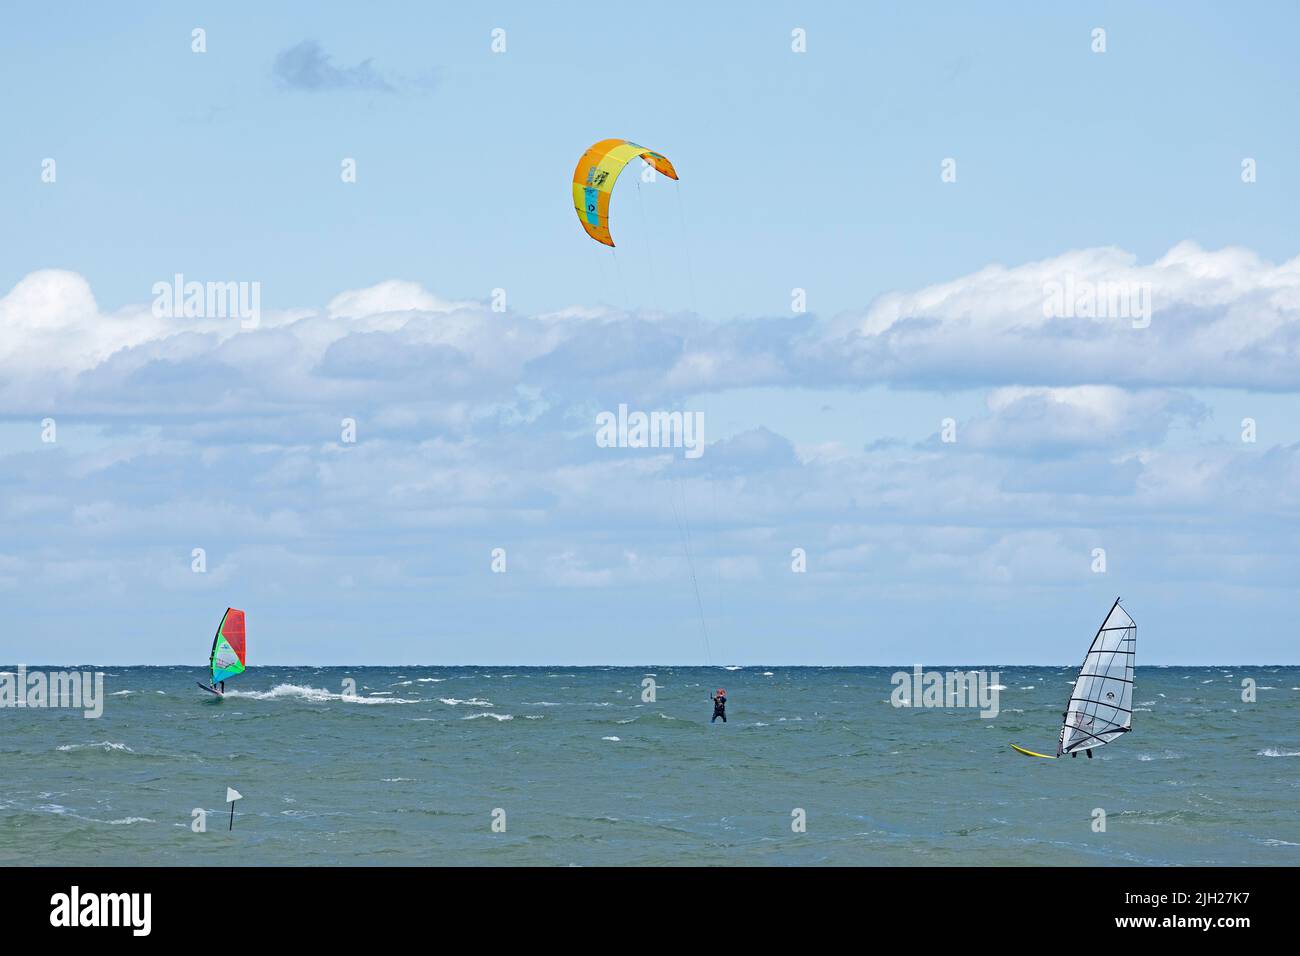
xmin=225 ymin=684 xmax=420 ymax=704
xmin=56 ymin=741 xmax=133 ymax=753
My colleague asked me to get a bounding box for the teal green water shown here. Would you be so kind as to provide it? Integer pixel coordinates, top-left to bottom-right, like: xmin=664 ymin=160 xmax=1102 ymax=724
xmin=1 ymin=666 xmax=1297 ymax=865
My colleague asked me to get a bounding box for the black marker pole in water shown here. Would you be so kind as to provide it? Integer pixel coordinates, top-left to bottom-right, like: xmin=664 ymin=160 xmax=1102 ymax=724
xmin=226 ymin=787 xmax=242 ymax=831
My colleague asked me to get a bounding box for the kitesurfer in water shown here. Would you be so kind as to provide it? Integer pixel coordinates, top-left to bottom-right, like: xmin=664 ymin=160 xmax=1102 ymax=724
xmin=710 ymin=688 xmax=727 ymax=723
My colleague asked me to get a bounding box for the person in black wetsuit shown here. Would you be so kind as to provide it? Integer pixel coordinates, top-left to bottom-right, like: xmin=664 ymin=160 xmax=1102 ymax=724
xmin=711 ymin=689 xmax=727 ymax=723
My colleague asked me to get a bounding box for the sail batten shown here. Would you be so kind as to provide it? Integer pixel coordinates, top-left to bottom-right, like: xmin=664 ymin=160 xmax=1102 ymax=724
xmin=209 ymin=608 xmax=247 ymax=685
xmin=1056 ymin=598 xmax=1135 ymax=756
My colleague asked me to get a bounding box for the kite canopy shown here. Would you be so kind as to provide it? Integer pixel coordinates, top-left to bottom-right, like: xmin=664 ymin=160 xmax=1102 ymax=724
xmin=572 ymin=138 xmax=678 ymax=247
xmin=210 ymin=607 xmax=247 ymax=684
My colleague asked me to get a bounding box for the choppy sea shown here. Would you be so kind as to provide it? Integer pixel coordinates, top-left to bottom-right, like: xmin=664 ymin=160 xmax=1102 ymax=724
xmin=2 ymin=665 xmax=1297 ymax=865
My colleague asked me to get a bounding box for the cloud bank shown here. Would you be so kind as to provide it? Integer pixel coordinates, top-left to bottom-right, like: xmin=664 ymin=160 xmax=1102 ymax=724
xmin=2 ymin=242 xmax=1297 ymax=662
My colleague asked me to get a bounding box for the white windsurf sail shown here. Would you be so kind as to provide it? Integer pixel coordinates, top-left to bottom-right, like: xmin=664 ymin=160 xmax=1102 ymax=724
xmin=1057 ymin=598 xmax=1135 ymax=756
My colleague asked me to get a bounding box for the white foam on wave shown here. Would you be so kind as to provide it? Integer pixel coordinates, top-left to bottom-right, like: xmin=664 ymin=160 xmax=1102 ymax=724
xmin=109 ymin=690 xmax=134 ymax=697
xmin=462 ymin=712 xmax=513 ymax=721
xmin=439 ymin=697 xmax=492 ymax=707
xmin=225 ymin=683 xmax=420 ymax=704
xmin=1137 ymin=750 xmax=1183 ymax=761
xmin=1257 ymin=748 xmax=1300 ymax=757
xmin=602 ymin=736 xmax=620 ymax=741
xmin=56 ymin=741 xmax=133 ymax=753
xmin=106 ymin=817 xmax=153 ymax=825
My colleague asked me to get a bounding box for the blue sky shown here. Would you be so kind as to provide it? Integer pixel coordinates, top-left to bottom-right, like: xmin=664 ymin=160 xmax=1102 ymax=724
xmin=1 ymin=2 xmax=1298 ymax=664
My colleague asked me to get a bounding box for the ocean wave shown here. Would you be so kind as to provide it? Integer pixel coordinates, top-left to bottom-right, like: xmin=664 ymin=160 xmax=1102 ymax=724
xmin=439 ymin=697 xmax=492 ymax=707
xmin=225 ymin=684 xmax=420 ymax=704
xmin=56 ymin=741 xmax=133 ymax=753
xmin=602 ymin=736 xmax=620 ymax=741
xmin=1257 ymin=748 xmax=1300 ymax=757
xmin=1136 ymin=750 xmax=1183 ymax=761
xmin=462 ymin=712 xmax=513 ymax=721
xmin=108 ymin=690 xmax=134 ymax=697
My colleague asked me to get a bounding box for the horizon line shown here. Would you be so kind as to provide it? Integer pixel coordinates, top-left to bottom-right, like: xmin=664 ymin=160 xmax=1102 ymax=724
xmin=2 ymin=662 xmax=1291 ymax=669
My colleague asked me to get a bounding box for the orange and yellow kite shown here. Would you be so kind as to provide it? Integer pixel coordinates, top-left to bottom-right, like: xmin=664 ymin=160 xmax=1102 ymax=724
xmin=571 ymin=138 xmax=678 ymax=247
